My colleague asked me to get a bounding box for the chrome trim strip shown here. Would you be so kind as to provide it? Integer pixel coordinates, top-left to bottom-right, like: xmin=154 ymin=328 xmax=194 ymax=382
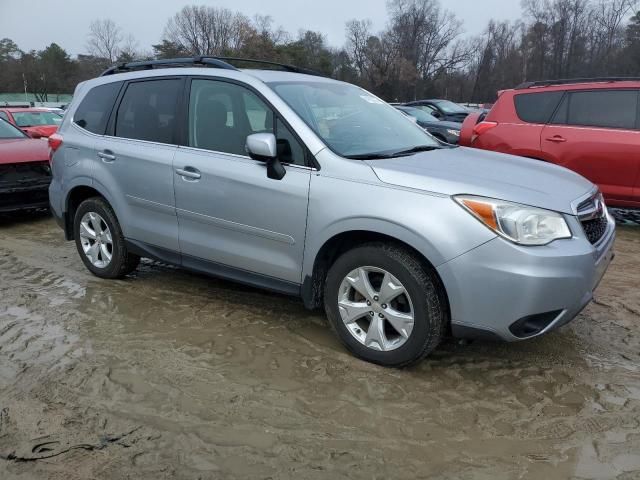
xmin=571 ymin=186 xmax=599 ymax=215
xmin=177 ymin=144 xmax=318 ymax=171
xmin=176 ymin=208 xmax=295 ymax=245
xmin=126 ymin=195 xmax=176 ymax=216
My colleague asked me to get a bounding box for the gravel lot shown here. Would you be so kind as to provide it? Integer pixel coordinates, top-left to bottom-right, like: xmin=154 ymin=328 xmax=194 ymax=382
xmin=0 ymin=213 xmax=639 ymax=480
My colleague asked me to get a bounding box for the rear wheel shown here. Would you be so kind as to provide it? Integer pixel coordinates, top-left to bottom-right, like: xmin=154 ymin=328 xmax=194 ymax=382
xmin=324 ymin=243 xmax=446 ymax=367
xmin=74 ymin=197 xmax=139 ymax=278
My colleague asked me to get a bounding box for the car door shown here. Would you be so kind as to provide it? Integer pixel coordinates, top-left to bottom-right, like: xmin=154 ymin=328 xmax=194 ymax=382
xmin=173 ymin=77 xmax=311 ymax=286
xmin=93 ymin=77 xmax=184 ymax=252
xmin=540 ymin=89 xmax=640 ymax=204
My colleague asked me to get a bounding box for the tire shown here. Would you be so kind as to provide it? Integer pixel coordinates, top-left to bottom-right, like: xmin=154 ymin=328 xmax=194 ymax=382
xmin=73 ymin=197 xmax=139 ymax=279
xmin=324 ymin=242 xmax=446 ymax=368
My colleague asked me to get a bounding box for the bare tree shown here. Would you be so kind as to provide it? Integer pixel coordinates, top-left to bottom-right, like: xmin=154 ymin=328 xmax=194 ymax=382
xmin=86 ymin=19 xmax=123 ymax=62
xmin=163 ymin=5 xmax=253 ymax=56
xmin=119 ymin=34 xmax=139 ymax=61
xmin=593 ymin=0 xmax=638 ymax=63
xmin=346 ymin=19 xmax=373 ymax=78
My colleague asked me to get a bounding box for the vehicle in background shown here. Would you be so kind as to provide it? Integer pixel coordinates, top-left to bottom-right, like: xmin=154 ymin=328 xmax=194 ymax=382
xmin=0 ymin=107 xmax=63 ymax=138
xmin=40 ymin=107 xmax=65 ymax=116
xmin=395 ymin=105 xmax=461 ymax=144
xmin=0 ymin=118 xmax=51 ymax=213
xmin=460 ymin=78 xmax=640 ymax=209
xmin=50 ymin=57 xmax=614 ymax=367
xmin=460 ymin=103 xmax=493 ymax=114
xmin=404 ymin=99 xmax=471 ymax=122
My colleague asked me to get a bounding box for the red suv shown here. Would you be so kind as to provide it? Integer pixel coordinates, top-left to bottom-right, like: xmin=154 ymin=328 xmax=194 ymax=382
xmin=460 ymin=78 xmax=640 ymax=208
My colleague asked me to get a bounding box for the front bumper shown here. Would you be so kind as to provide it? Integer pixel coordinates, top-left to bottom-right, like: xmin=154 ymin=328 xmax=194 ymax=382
xmin=437 ymin=213 xmax=616 ymax=341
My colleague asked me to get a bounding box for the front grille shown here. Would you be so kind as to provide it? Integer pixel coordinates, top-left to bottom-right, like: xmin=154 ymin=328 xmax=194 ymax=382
xmin=581 ymin=216 xmax=608 ymax=244
xmin=0 ymin=161 xmax=51 ymax=186
xmin=0 ymin=161 xmax=51 ymax=212
xmin=577 ymin=193 xmax=608 ymax=245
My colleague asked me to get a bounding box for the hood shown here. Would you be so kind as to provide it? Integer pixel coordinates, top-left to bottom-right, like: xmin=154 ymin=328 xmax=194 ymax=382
xmin=0 ymin=138 xmax=50 ymax=165
xmin=417 ymin=120 xmax=461 ymax=130
xmin=366 ymin=147 xmax=594 ymax=214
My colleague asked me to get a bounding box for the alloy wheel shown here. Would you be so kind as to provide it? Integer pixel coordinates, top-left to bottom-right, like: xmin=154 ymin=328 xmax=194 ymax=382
xmin=337 ymin=266 xmax=415 ymax=351
xmin=79 ymin=212 xmax=113 ymax=269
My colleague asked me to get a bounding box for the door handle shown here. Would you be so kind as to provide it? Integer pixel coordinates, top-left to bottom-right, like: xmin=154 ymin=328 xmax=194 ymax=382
xmin=175 ymin=167 xmax=201 ymax=180
xmin=545 ymin=136 xmax=567 ymax=143
xmin=97 ymin=151 xmax=116 ymax=162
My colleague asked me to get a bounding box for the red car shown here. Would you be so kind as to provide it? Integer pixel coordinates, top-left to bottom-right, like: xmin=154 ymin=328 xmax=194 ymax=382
xmin=460 ymin=78 xmax=640 ymax=208
xmin=0 ymin=107 xmax=63 ymax=138
xmin=0 ymin=118 xmax=52 ymax=213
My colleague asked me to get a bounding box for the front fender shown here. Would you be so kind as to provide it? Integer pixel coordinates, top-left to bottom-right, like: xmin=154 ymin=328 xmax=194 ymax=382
xmin=302 ymin=216 xmax=445 ymax=280
xmin=303 ymin=173 xmax=496 ymax=281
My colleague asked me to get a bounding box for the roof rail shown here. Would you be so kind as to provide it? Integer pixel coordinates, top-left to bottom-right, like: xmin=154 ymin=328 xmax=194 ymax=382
xmin=215 ymin=57 xmax=325 ymax=76
xmin=100 ymin=57 xmax=238 ymax=76
xmin=515 ymin=77 xmax=640 ymax=89
xmin=100 ymin=56 xmax=325 ymax=77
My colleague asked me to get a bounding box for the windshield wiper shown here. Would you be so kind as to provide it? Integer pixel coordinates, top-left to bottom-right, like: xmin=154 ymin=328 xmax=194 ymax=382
xmin=344 ymin=152 xmax=398 ymax=160
xmin=345 ymin=144 xmax=442 ymax=160
xmin=390 ymin=145 xmax=442 ymax=156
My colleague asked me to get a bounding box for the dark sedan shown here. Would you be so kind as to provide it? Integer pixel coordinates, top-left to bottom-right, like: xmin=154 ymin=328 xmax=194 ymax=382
xmin=395 ymin=106 xmax=462 ymax=144
xmin=403 ymin=99 xmax=471 ymax=123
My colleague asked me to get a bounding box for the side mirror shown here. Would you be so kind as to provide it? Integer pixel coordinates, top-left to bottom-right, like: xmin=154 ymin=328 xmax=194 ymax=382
xmin=246 ymin=133 xmax=286 ymax=180
xmin=25 ymin=130 xmax=42 ymax=139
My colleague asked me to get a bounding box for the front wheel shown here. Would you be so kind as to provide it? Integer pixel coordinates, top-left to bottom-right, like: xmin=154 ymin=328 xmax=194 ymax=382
xmin=324 ymin=243 xmax=447 ymax=367
xmin=74 ymin=197 xmax=139 ymax=279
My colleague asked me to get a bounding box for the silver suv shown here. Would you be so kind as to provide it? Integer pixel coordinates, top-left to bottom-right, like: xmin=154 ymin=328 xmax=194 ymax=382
xmin=49 ymin=57 xmax=615 ymax=367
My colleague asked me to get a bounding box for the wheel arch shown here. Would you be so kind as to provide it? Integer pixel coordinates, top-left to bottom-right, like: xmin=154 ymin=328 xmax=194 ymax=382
xmin=301 ymin=229 xmax=451 ymax=325
xmin=63 ymin=184 xmax=112 ymax=240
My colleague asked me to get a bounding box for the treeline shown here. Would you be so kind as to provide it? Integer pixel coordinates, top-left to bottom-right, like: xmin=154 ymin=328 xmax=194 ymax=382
xmin=1 ymin=0 xmax=640 ymax=103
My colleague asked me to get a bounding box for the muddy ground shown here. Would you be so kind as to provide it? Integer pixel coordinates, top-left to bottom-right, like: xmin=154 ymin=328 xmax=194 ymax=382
xmin=0 ymin=214 xmax=639 ymax=480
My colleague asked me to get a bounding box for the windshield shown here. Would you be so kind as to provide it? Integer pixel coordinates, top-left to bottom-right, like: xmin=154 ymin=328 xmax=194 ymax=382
xmin=12 ymin=111 xmax=63 ymax=127
xmin=433 ymin=100 xmax=468 ymax=114
xmin=399 ymin=107 xmax=439 ymax=123
xmin=0 ymin=118 xmax=27 ymax=139
xmin=267 ymin=81 xmax=438 ymax=158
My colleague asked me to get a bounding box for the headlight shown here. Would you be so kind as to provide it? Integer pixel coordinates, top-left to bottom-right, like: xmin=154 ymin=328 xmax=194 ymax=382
xmin=446 ymin=129 xmax=460 ymax=137
xmin=454 ymin=195 xmax=572 ymax=246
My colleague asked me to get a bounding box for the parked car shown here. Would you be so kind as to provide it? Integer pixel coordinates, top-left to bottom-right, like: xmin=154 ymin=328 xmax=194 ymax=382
xmin=50 ymin=57 xmax=614 ymax=367
xmin=0 ymin=107 xmax=63 ymax=138
xmin=395 ymin=105 xmax=461 ymax=144
xmin=460 ymin=78 xmax=640 ymax=209
xmin=404 ymin=99 xmax=471 ymax=122
xmin=0 ymin=118 xmax=52 ymax=213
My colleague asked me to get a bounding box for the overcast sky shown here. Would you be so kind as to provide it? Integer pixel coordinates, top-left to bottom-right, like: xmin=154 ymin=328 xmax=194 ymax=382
xmin=0 ymin=0 xmax=523 ymax=56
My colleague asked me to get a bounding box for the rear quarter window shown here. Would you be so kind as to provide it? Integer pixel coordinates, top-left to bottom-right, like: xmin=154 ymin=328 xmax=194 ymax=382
xmin=73 ymin=81 xmax=123 ymax=134
xmin=514 ymin=91 xmax=564 ymax=124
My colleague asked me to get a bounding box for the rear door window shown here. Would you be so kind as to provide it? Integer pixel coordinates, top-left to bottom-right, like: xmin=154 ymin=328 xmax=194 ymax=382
xmin=114 ymin=79 xmax=182 ymax=144
xmin=0 ymin=111 xmax=9 ymax=122
xmin=514 ymin=91 xmax=564 ymax=124
xmin=74 ymin=81 xmax=122 ymax=134
xmin=552 ymin=90 xmax=639 ymax=130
